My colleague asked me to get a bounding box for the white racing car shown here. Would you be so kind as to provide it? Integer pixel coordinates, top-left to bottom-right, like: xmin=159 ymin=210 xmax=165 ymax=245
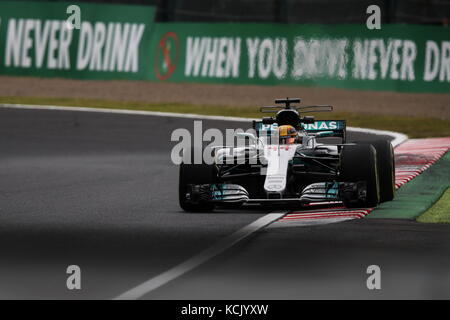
xmin=179 ymin=98 xmax=395 ymax=212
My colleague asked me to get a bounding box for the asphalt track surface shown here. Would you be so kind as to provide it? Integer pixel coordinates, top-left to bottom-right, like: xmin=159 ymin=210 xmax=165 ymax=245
xmin=0 ymin=107 xmax=449 ymax=299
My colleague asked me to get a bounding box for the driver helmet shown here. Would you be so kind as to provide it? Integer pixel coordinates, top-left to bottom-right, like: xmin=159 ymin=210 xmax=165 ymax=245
xmin=278 ymin=125 xmax=298 ymax=145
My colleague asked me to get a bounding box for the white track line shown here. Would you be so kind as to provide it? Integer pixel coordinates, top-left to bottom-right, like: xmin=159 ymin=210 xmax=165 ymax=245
xmin=348 ymin=126 xmax=407 ymax=148
xmin=0 ymin=103 xmax=408 ymax=146
xmin=114 ymin=212 xmax=285 ymax=300
xmin=0 ymin=103 xmax=255 ymax=122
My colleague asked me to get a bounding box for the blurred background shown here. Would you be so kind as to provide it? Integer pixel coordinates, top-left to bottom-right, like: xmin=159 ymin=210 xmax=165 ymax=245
xmin=0 ymin=0 xmax=449 ymax=137
xmin=15 ymin=0 xmax=450 ymax=25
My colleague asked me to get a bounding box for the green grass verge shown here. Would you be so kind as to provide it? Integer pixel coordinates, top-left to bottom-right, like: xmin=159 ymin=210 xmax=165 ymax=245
xmin=417 ymin=189 xmax=450 ymax=223
xmin=368 ymin=152 xmax=450 ymax=220
xmin=1 ymin=96 xmax=450 ymax=138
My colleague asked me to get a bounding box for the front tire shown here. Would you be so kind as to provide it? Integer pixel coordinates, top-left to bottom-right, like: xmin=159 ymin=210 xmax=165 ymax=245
xmin=178 ymin=147 xmax=216 ymax=212
xmin=340 ymin=144 xmax=380 ymax=208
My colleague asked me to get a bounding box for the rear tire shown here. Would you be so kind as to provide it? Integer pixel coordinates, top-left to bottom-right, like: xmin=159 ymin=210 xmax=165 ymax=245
xmin=179 ymin=147 xmax=216 ymax=212
xmin=340 ymin=144 xmax=380 ymax=208
xmin=354 ymin=140 xmax=395 ymax=202
xmin=368 ymin=140 xmax=395 ymax=202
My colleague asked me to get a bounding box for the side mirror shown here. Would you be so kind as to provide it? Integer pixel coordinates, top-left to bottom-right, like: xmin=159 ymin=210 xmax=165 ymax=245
xmin=262 ymin=117 xmax=275 ymax=124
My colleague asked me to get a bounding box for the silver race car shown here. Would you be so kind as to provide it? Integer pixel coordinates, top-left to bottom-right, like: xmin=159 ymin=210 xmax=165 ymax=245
xmin=179 ymin=98 xmax=395 ymax=212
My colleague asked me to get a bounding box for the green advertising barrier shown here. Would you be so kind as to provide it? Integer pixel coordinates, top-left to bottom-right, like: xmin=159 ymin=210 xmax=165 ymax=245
xmin=0 ymin=1 xmax=155 ymax=80
xmin=0 ymin=1 xmax=449 ymax=94
xmin=149 ymin=23 xmax=450 ymax=93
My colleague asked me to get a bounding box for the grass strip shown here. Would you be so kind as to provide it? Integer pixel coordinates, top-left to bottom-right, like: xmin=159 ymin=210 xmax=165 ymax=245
xmin=417 ymin=189 xmax=450 ymax=223
xmin=367 ymin=152 xmax=450 ymax=220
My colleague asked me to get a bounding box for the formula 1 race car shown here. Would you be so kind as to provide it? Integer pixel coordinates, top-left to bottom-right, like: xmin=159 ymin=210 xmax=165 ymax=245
xmin=179 ymin=98 xmax=395 ymax=212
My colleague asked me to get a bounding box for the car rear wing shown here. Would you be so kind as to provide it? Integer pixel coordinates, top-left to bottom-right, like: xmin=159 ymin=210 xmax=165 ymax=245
xmin=302 ymin=120 xmax=346 ymax=141
xmin=253 ymin=120 xmax=346 ymax=142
